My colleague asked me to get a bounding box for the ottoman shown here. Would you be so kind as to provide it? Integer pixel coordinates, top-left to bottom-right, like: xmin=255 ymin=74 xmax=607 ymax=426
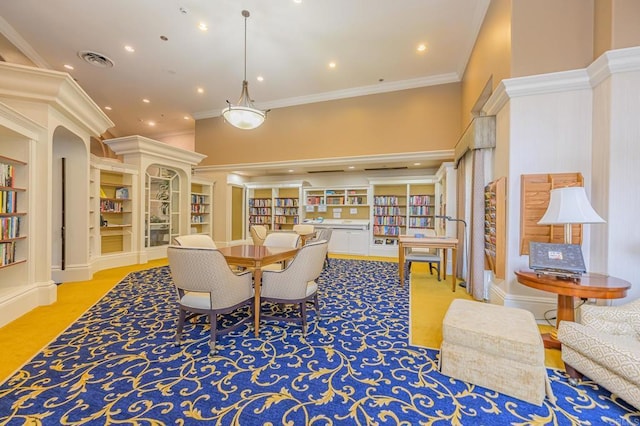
xmin=439 ymin=299 xmax=554 ymax=406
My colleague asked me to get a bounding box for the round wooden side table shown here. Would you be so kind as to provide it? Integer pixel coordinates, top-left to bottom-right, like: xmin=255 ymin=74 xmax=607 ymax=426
xmin=514 ymin=270 xmax=631 ymax=349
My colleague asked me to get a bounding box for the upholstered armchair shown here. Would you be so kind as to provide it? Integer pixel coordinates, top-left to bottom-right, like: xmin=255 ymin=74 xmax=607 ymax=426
xmin=557 ymin=298 xmax=640 ymax=410
xmin=293 ymin=223 xmax=315 ymax=235
xmin=250 ymin=225 xmax=268 ymax=246
xmin=261 ymin=240 xmax=328 ymax=334
xmin=174 ymin=234 xmax=216 ymax=248
xmin=261 ymin=232 xmax=301 ymax=271
xmin=167 ymin=246 xmax=254 ymax=354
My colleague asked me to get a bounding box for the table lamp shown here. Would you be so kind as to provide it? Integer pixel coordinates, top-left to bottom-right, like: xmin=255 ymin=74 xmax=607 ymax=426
xmin=537 ymin=186 xmax=605 ymax=244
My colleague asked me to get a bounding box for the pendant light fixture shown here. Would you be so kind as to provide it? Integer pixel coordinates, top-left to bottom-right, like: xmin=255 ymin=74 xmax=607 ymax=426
xmin=222 ymin=10 xmax=266 ymax=130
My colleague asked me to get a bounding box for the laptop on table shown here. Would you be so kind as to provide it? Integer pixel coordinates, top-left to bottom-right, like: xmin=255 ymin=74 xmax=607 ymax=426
xmin=529 ymin=242 xmax=586 ymax=280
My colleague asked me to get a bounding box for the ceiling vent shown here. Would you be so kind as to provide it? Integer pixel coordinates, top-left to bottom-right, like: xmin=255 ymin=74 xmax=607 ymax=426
xmin=364 ymin=166 xmax=408 ymax=171
xmin=78 ymin=50 xmax=114 ymax=68
xmin=307 ymin=169 xmax=344 ymax=174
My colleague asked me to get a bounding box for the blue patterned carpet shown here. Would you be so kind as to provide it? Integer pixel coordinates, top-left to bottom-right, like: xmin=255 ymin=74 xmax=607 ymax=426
xmin=1 ymin=259 xmax=638 ymax=425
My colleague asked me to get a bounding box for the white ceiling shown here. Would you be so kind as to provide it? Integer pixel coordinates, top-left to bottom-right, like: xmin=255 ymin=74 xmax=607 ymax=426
xmin=0 ymin=0 xmax=488 ymax=175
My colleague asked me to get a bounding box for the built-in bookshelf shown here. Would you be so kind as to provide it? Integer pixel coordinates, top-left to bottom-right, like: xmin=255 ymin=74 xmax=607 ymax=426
xmin=99 ymin=170 xmax=133 ymax=254
xmin=303 ymin=187 xmax=369 ymax=220
xmin=248 ymin=188 xmax=274 ymax=230
xmin=408 ymin=184 xmax=435 ymax=231
xmin=0 ymin=155 xmax=27 ymax=268
xmin=273 ymin=187 xmax=300 ymax=230
xmin=190 ymin=179 xmax=213 ymax=236
xmin=485 ymin=177 xmax=506 ymax=279
xmin=372 ymin=184 xmax=407 ymax=246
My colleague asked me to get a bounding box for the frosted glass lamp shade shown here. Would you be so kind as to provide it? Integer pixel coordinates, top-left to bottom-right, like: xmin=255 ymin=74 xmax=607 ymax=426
xmin=221 ymin=80 xmax=266 ymax=130
xmin=538 ymin=187 xmax=605 ymax=225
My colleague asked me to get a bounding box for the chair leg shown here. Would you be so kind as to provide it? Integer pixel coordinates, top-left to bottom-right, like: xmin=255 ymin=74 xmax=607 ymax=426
xmin=300 ymin=302 xmax=308 ymax=335
xmin=324 ymin=253 xmax=330 ymax=268
xmin=209 ymin=312 xmax=218 ymax=354
xmin=176 ymin=308 xmax=186 ymax=345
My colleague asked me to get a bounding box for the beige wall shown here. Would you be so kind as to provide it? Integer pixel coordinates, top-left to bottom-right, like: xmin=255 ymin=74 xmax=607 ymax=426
xmin=594 ymin=0 xmax=613 ymax=58
xmin=195 ymin=83 xmax=462 ymax=166
xmin=460 ymin=0 xmax=512 ymax=129
xmin=511 ymin=0 xmax=594 ymax=77
xmin=610 ymin=0 xmax=640 ymax=50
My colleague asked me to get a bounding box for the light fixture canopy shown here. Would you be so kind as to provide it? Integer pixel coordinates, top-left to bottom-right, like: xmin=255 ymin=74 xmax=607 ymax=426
xmin=538 ymin=186 xmax=605 ymax=243
xmin=222 ymin=10 xmax=267 ymax=130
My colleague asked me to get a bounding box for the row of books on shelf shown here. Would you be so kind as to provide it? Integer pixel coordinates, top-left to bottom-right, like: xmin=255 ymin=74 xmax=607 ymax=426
xmin=274 ymin=216 xmax=299 ymax=224
xmin=373 ymin=216 xmax=406 ymax=226
xmin=373 ymin=225 xmax=403 ymax=236
xmin=191 ymin=194 xmax=207 ymax=204
xmin=274 ymin=207 xmax=298 ymax=216
xmin=100 ymin=200 xmax=125 ymax=213
xmin=373 ymin=196 xmax=404 ymax=206
xmin=274 ymin=198 xmax=298 ymax=207
xmin=409 ymin=195 xmax=433 ymax=205
xmin=306 ymin=196 xmax=323 ymax=205
xmin=1 ymin=190 xmax=18 ymax=213
xmin=408 ymin=205 xmax=434 ymax=215
xmin=0 ymin=241 xmax=17 ymax=266
xmin=0 ymin=216 xmax=21 ymax=239
xmin=373 ymin=206 xmax=404 ymax=215
xmin=408 ymin=217 xmax=433 ymax=228
xmin=0 ymin=163 xmax=16 ymax=188
xmin=191 ymin=204 xmax=207 ymax=213
xmin=250 ymin=207 xmax=271 ymax=215
xmin=249 ymin=216 xmax=271 ymax=225
xmin=249 ymin=198 xmax=272 ymax=207
xmin=191 ymin=216 xmax=208 ymax=224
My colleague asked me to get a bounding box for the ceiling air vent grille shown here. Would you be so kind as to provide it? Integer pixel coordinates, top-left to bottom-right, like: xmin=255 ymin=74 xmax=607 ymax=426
xmin=364 ymin=166 xmax=408 ymax=171
xmin=78 ymin=50 xmax=114 ymax=68
xmin=307 ymin=170 xmax=344 ymax=174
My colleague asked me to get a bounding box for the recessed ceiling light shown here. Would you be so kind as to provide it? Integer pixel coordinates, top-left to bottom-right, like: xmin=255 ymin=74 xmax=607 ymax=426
xmin=148 ymin=121 xmax=156 ymax=126
xmin=293 ymin=0 xmax=302 ymax=3
xmin=183 ymin=116 xmax=190 ymax=120
xmin=414 ymin=162 xmax=421 ymax=166
xmin=329 ymin=62 xmax=337 ymax=69
xmin=288 ymin=169 xmax=294 ymax=173
xmin=348 ymin=166 xmax=355 ymax=169
xmin=417 ymin=43 xmax=427 ymax=53
xmin=104 ymin=106 xmax=112 ymax=111
xmin=197 ymin=87 xmax=204 ymax=94
xmin=198 ymin=22 xmax=208 ymax=31
xmin=142 ymin=98 xmax=150 ymax=103
xmin=256 ymin=75 xmax=264 ymax=82
xmin=124 ymin=45 xmax=135 ymax=52
xmin=63 ymin=64 xmax=74 ymax=70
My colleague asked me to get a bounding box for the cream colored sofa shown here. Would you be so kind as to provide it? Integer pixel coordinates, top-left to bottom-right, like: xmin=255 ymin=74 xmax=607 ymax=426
xmin=557 ymin=298 xmax=640 ymax=410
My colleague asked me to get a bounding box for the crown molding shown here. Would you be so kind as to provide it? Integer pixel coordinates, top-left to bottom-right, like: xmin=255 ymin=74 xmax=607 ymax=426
xmin=588 ymin=46 xmax=640 ymax=87
xmin=104 ymin=135 xmax=206 ymax=166
xmin=192 ymin=73 xmax=460 ymax=120
xmin=0 ymin=16 xmax=50 ymax=68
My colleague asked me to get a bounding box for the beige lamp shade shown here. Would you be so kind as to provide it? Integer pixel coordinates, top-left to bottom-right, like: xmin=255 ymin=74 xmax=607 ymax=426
xmin=538 ymin=186 xmax=605 ymax=244
xmin=538 ymin=187 xmax=605 ymax=225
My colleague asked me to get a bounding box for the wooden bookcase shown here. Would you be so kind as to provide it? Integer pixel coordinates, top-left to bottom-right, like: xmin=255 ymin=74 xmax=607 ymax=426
xmin=0 ymin=155 xmax=27 ymax=269
xmin=484 ymin=177 xmax=506 ymax=279
xmin=372 ymin=184 xmax=407 ymax=246
xmin=303 ymin=187 xmax=369 ymax=221
xmin=248 ymin=188 xmax=273 ymax=230
xmin=520 ymin=173 xmax=583 ymax=255
xmin=99 ymin=170 xmax=133 ymax=254
xmin=273 ymin=187 xmax=299 ymax=230
xmin=190 ymin=179 xmax=213 ymax=236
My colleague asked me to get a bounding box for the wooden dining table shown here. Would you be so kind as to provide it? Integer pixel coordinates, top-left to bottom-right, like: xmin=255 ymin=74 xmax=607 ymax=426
xmin=217 ymin=244 xmax=299 ymax=336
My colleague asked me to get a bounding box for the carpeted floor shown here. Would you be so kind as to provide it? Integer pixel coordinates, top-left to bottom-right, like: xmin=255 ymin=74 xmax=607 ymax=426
xmin=0 ymin=258 xmax=637 ymax=424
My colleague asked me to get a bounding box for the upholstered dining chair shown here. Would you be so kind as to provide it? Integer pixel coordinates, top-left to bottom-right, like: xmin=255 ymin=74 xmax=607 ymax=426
xmin=250 ymin=225 xmax=268 ymax=246
xmin=404 ymin=228 xmax=441 ymax=281
xmin=312 ymin=228 xmax=333 ymax=267
xmin=261 ymin=232 xmax=301 ymax=270
xmin=174 ymin=234 xmax=216 ymax=248
xmin=293 ymin=223 xmax=315 ymax=235
xmin=167 ymin=245 xmax=254 ymax=354
xmin=260 ymin=240 xmax=328 ymax=334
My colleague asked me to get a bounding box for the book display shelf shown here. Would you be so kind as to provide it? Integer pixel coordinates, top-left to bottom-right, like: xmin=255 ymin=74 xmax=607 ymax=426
xmin=0 ymin=155 xmax=26 ymax=269
xmin=372 ymin=184 xmax=407 ymax=246
xmin=190 ymin=179 xmax=213 ymax=236
xmin=99 ymin=170 xmax=133 ymax=254
xmin=145 ymin=167 xmax=180 ymax=248
xmin=408 ymin=184 xmax=436 ymax=231
xmin=248 ymin=188 xmax=273 ymax=230
xmin=303 ymin=187 xmax=369 ymax=221
xmin=273 ymin=187 xmax=299 ymax=231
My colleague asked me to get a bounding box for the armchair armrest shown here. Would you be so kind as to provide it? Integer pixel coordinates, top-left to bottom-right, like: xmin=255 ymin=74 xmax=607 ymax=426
xmin=580 ymin=299 xmax=640 ymax=338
